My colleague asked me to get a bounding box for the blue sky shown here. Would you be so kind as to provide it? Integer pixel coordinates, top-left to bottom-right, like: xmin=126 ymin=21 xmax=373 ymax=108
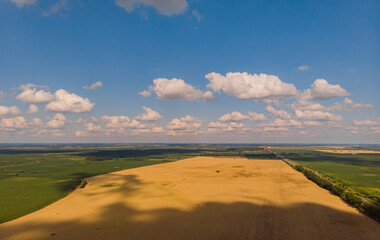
xmin=0 ymin=0 xmax=379 ymax=143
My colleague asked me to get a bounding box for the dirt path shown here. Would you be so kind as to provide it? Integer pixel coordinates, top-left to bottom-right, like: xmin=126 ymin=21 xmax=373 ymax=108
xmin=0 ymin=157 xmax=379 ymax=240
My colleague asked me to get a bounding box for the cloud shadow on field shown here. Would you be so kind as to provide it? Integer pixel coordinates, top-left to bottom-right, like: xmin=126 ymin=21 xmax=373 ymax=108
xmin=1 ymin=201 xmax=379 ymax=240
xmin=1 ymin=173 xmax=379 ymax=240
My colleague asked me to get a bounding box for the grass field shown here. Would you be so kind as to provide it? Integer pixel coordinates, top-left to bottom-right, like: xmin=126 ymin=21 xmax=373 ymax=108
xmin=0 ymin=145 xmax=272 ymax=223
xmin=270 ymin=146 xmax=380 ymax=199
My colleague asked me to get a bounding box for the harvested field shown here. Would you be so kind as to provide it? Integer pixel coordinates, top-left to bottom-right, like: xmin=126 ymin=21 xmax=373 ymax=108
xmin=316 ymin=150 xmax=380 ymax=154
xmin=0 ymin=157 xmax=379 ymax=240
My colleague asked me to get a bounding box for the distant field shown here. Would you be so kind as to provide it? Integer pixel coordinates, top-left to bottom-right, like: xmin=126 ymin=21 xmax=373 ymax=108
xmin=316 ymin=150 xmax=380 ymax=154
xmin=0 ymin=145 xmax=272 ymax=223
xmin=270 ymin=146 xmax=380 ymax=198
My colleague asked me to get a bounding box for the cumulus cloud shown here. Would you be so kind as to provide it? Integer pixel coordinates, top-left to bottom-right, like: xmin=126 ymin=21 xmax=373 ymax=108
xmin=83 ymin=81 xmax=103 ymax=90
xmin=84 ymin=122 xmax=101 ymax=131
xmin=10 ymin=0 xmax=37 ymax=8
xmin=47 ymin=113 xmax=67 ymax=129
xmin=295 ymin=110 xmax=343 ymax=121
xmin=265 ymin=106 xmax=292 ymax=119
xmin=16 ymin=84 xmax=55 ymax=104
xmin=102 ymin=115 xmax=131 ymax=129
xmin=328 ymin=98 xmax=374 ymax=111
xmin=303 ymin=121 xmax=323 ymax=127
xmin=150 ymin=78 xmax=204 ymax=101
xmin=264 ymin=127 xmax=289 ymax=132
xmin=353 ymin=119 xmax=379 ymax=126
xmin=139 ymin=90 xmax=152 ymax=97
xmin=0 ymin=116 xmax=27 ymax=130
xmin=218 ymin=111 xmax=250 ymax=122
xmin=248 ymin=112 xmax=267 ymax=121
xmin=259 ymin=118 xmax=303 ymax=128
xmin=31 ymin=118 xmax=43 ymax=126
xmin=134 ymin=106 xmax=162 ymax=122
xmin=0 ymin=105 xmax=21 ymax=116
xmin=45 ymin=89 xmax=95 ymax=113
xmin=27 ymin=104 xmax=39 ymax=114
xmin=203 ymin=91 xmax=217 ymax=102
xmin=206 ymin=72 xmax=297 ymax=100
xmin=298 ymin=65 xmax=310 ymax=71
xmin=208 ymin=121 xmax=244 ymax=133
xmin=166 ymin=115 xmax=202 ymax=135
xmin=115 ymin=0 xmax=188 ymax=16
xmin=301 ymin=79 xmax=349 ymax=101
xmin=102 ymin=115 xmax=150 ymax=130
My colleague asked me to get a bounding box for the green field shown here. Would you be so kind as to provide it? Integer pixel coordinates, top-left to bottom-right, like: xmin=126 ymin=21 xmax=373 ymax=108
xmin=0 ymin=145 xmax=272 ymax=223
xmin=271 ymin=147 xmax=380 ymax=198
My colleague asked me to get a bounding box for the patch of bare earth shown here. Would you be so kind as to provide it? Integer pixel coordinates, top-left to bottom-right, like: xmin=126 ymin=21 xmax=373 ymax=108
xmin=0 ymin=157 xmax=379 ymax=240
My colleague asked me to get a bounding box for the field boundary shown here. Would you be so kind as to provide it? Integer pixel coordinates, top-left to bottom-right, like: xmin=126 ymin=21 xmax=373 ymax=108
xmin=265 ymin=148 xmax=380 ymax=223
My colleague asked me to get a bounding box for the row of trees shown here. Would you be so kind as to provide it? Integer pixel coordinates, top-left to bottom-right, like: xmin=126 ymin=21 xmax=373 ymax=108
xmin=294 ymin=164 xmax=380 ymax=222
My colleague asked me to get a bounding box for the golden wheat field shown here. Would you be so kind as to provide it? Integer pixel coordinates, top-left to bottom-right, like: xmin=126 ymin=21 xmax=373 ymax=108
xmin=0 ymin=157 xmax=379 ymax=240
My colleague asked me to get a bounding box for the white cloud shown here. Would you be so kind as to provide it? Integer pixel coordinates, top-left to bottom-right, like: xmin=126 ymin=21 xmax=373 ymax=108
xmin=134 ymin=106 xmax=162 ymax=122
xmin=298 ymin=130 xmax=308 ymax=135
xmin=83 ymin=81 xmax=103 ymax=90
xmin=263 ymin=127 xmax=289 ymax=132
xmin=218 ymin=111 xmax=250 ymax=122
xmin=0 ymin=116 xmax=27 ymax=130
xmin=208 ymin=121 xmax=244 ymax=133
xmin=259 ymin=118 xmax=303 ymax=128
xmin=45 ymin=89 xmax=95 ymax=113
xmin=298 ymin=65 xmax=310 ymax=71
xmin=166 ymin=115 xmax=202 ymax=135
xmin=303 ymin=121 xmax=323 ymax=127
xmin=47 ymin=113 xmax=67 ymax=129
xmin=206 ymin=72 xmax=297 ymax=100
xmin=328 ymin=121 xmax=343 ymax=128
xmin=115 ymin=0 xmax=188 ymax=16
xmin=353 ymin=119 xmax=379 ymax=126
xmin=248 ymin=112 xmax=267 ymax=121
xmin=370 ymin=126 xmax=380 ymax=134
xmin=102 ymin=115 xmax=150 ymax=130
xmin=192 ymin=10 xmax=201 ymax=22
xmin=291 ymin=100 xmax=326 ymax=111
xmin=16 ymin=84 xmax=55 ymax=104
xmin=295 ymin=110 xmax=343 ymax=121
xmin=27 ymin=104 xmax=39 ymax=114
xmin=262 ymin=98 xmax=282 ymax=107
xmin=328 ymin=98 xmax=374 ymax=111
xmin=10 ymin=0 xmax=37 ymax=8
xmin=265 ymin=106 xmax=292 ymax=119
xmin=150 ymin=78 xmax=204 ymax=101
xmin=42 ymin=0 xmax=68 ymax=16
xmin=0 ymin=105 xmax=21 ymax=116
xmin=203 ymin=91 xmax=217 ymax=102
xmin=139 ymin=90 xmax=152 ymax=97
xmin=31 ymin=118 xmax=43 ymax=126
xmin=84 ymin=122 xmax=101 ymax=131
xmin=102 ymin=115 xmax=131 ymax=129
xmin=301 ymin=79 xmax=349 ymax=101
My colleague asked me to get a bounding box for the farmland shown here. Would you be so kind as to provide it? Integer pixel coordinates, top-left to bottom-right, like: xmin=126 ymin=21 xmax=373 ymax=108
xmin=269 ymin=146 xmax=380 ymax=199
xmin=0 ymin=144 xmax=271 ymax=223
xmin=1 ymin=157 xmax=379 ymax=240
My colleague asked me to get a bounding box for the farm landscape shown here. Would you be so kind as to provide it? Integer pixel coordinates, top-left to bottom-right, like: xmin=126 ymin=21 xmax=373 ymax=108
xmin=0 ymin=144 xmax=379 ymax=239
xmin=1 ymin=0 xmax=379 ymax=239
